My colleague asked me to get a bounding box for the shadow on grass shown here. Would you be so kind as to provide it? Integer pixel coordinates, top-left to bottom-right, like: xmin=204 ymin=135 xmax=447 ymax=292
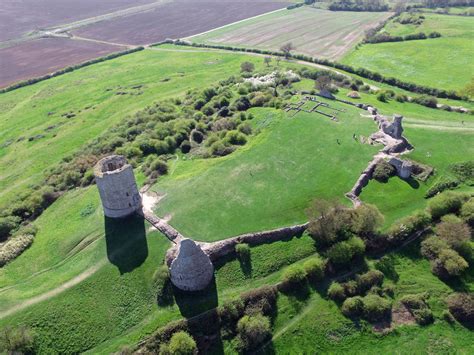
xmin=104 ymin=214 xmax=148 ymax=274
xmin=174 ymin=277 xmax=218 ymax=318
xmin=404 ymin=176 xmax=420 ymax=189
xmin=238 ymin=254 xmax=253 ymax=278
xmin=279 ymin=281 xmax=311 ymax=312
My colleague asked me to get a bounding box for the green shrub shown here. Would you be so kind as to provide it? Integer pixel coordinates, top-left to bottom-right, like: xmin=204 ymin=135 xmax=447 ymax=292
xmin=373 ymin=161 xmax=396 ymax=182
xmin=0 ymin=326 xmax=35 ymax=354
xmin=388 ymin=210 xmax=432 ymax=243
xmin=450 ymin=161 xmax=474 ymax=183
xmin=302 ymin=257 xmax=325 ymax=280
xmin=240 ymin=62 xmax=255 ymax=73
xmin=374 ymin=255 xmax=398 ymax=281
xmin=356 ymin=270 xmax=384 ymax=293
xmin=225 ymin=130 xmax=247 ymax=145
xmin=150 ymin=159 xmax=169 ymax=176
xmin=163 ymin=331 xmax=196 ymax=355
xmin=219 ymin=298 xmax=245 ymax=327
xmin=341 ymin=296 xmax=364 ymax=318
xmin=425 ymin=178 xmax=459 ymax=198
xmin=350 ymin=204 xmax=384 ymax=236
xmin=282 ymin=264 xmax=307 ymax=285
xmin=413 ymin=95 xmax=438 ymax=108
xmin=446 ymin=293 xmax=474 ymax=326
xmin=362 ymin=294 xmax=392 ymax=322
xmin=328 ymin=282 xmax=346 ymax=301
xmin=327 ymin=237 xmax=365 ymax=266
xmin=235 ymin=243 xmax=250 ymax=259
xmin=428 ymin=191 xmax=467 ymax=219
xmin=436 ymin=215 xmax=470 ymax=251
xmin=0 ymin=216 xmax=21 ymax=240
xmin=342 ymin=280 xmax=359 ymax=297
xmin=180 ymin=140 xmax=191 ymax=153
xmin=460 ymin=198 xmax=474 ymax=226
xmin=421 ymin=235 xmax=450 ymax=260
xmin=432 ymin=248 xmax=468 ymax=278
xmin=236 ymin=314 xmax=271 ymax=351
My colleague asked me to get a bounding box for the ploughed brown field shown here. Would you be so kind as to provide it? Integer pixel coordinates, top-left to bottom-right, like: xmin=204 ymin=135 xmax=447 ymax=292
xmin=73 ymin=1 xmax=289 ymax=45
xmin=0 ymin=0 xmax=156 ymax=42
xmin=0 ymin=38 xmax=126 ymax=88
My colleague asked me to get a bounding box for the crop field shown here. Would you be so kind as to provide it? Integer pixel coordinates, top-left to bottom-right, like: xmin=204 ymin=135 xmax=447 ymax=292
xmin=342 ymin=13 xmax=474 ymax=91
xmin=0 ymin=0 xmax=156 ymax=42
xmin=189 ymin=7 xmax=391 ymax=59
xmin=0 ymin=38 xmax=126 ymax=88
xmin=73 ymin=1 xmax=290 ymax=46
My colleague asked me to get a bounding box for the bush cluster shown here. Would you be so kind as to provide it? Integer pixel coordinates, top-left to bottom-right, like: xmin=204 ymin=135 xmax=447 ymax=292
xmin=400 ymin=293 xmax=434 ymax=325
xmin=427 ymin=191 xmax=468 ymax=220
xmin=365 ymin=31 xmax=440 ymax=44
xmin=446 ymin=293 xmax=474 ymax=327
xmin=159 ymin=331 xmax=196 ymax=355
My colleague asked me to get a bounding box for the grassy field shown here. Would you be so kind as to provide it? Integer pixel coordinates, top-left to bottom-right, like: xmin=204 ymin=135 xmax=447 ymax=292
xmin=153 ymin=101 xmax=378 ymax=240
xmin=189 ymin=7 xmax=390 ymax=59
xmin=0 ymin=48 xmax=265 ymax=209
xmin=342 ymin=13 xmax=474 ymax=91
xmin=1 ymin=47 xmax=473 ymax=353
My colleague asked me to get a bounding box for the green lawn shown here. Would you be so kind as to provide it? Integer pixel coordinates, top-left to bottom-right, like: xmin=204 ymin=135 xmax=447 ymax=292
xmin=342 ymin=13 xmax=474 ymax=91
xmin=153 ymin=102 xmax=378 ymax=241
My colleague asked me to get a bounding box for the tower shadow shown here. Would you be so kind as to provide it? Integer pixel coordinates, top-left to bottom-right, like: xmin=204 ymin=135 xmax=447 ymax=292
xmin=173 ymin=277 xmax=219 ymax=318
xmin=104 ymin=214 xmax=148 ymax=274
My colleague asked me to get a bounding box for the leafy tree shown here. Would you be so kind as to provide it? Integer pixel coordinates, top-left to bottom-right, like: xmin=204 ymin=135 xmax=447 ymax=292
xmin=432 ymin=248 xmax=468 ymax=278
xmin=356 ymin=270 xmax=384 ymax=293
xmin=240 ymin=62 xmax=255 ymax=73
xmin=428 ymin=191 xmax=467 ymax=219
xmin=0 ymin=216 xmax=20 ymax=240
xmin=351 ymin=204 xmax=384 ymax=237
xmin=460 ymin=198 xmax=474 ymax=227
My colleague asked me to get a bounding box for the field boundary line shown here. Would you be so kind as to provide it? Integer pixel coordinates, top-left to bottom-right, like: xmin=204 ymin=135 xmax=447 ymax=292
xmin=185 ymin=8 xmax=288 ymax=40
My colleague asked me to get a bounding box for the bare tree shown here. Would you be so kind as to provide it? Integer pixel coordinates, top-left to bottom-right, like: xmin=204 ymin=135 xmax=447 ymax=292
xmin=280 ymin=42 xmax=295 ymax=59
xmin=276 ymin=56 xmax=281 ymax=66
xmin=240 ymin=61 xmax=255 ymax=73
xmin=263 ymin=56 xmax=272 ymax=67
xmin=315 ymin=75 xmax=332 ymax=91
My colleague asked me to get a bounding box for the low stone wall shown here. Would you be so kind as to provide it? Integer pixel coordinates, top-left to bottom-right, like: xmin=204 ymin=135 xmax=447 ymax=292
xmin=165 ymin=223 xmax=309 ymax=265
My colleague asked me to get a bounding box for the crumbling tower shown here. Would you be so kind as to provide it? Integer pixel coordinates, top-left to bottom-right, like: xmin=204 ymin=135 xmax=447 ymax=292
xmin=170 ymin=239 xmax=214 ymax=292
xmin=94 ymin=155 xmax=142 ymax=218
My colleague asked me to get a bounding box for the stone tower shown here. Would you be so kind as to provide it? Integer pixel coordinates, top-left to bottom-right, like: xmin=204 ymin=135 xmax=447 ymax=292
xmin=170 ymin=239 xmax=214 ymax=292
xmin=94 ymin=155 xmax=142 ymax=218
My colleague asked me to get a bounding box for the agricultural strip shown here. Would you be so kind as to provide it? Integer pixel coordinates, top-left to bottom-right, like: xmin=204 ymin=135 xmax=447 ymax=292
xmin=0 ymin=0 xmax=158 ymax=42
xmin=0 ymin=38 xmax=127 ymax=88
xmin=189 ymin=7 xmax=391 ymax=59
xmin=342 ymin=13 xmax=474 ymax=91
xmin=73 ymin=1 xmax=291 ymax=46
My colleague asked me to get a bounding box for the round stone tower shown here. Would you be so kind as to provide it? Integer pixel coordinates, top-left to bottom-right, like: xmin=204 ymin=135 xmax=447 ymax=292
xmin=94 ymin=155 xmax=142 ymax=218
xmin=170 ymin=239 xmax=214 ymax=292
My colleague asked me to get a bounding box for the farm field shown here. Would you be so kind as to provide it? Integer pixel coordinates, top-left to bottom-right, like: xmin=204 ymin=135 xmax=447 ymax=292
xmin=342 ymin=13 xmax=474 ymax=91
xmin=0 ymin=38 xmax=126 ymax=88
xmin=0 ymin=0 xmax=157 ymax=42
xmin=189 ymin=7 xmax=391 ymax=59
xmin=73 ymin=1 xmax=290 ymax=46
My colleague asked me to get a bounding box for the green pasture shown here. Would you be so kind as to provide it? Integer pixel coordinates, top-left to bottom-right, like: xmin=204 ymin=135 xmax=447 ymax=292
xmin=342 ymin=13 xmax=474 ymax=91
